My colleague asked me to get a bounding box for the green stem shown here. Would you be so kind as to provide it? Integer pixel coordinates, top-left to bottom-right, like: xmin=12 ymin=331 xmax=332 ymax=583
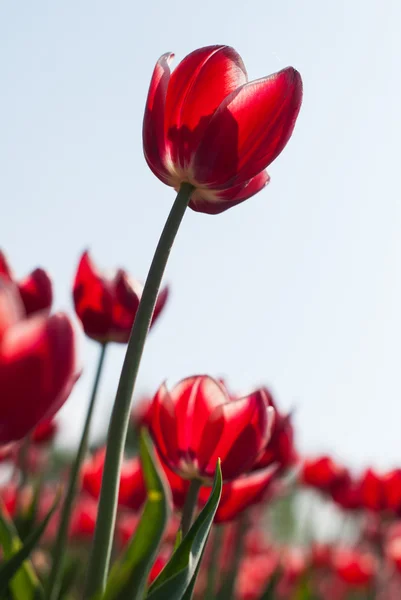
xmin=204 ymin=525 xmax=223 ymax=599
xmin=217 ymin=514 xmax=248 ymax=600
xmin=181 ymin=478 xmax=202 ymax=538
xmin=45 ymin=343 xmax=108 ymax=600
xmin=84 ymin=182 xmax=194 ymax=598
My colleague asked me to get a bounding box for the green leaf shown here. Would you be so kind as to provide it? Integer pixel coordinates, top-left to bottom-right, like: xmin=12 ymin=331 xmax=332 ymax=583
xmin=259 ymin=568 xmax=281 ymax=599
xmin=0 ymin=493 xmax=58 ymax=600
xmin=146 ymin=459 xmax=222 ymax=600
xmin=100 ymin=429 xmax=170 ymax=600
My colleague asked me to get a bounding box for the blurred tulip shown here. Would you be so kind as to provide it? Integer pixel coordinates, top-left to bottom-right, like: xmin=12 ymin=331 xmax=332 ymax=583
xmin=386 ymin=537 xmax=401 ymax=573
xmin=69 ymin=495 xmax=98 ymax=541
xmin=330 ymin=473 xmax=363 ymax=511
xmin=0 ymin=281 xmax=78 ymax=445
xmin=383 ymin=469 xmax=401 ymax=513
xmin=360 ymin=468 xmax=386 ymax=512
xmin=143 ymin=45 xmax=302 ymax=214
xmin=301 ymin=455 xmax=348 ymax=493
xmin=149 ymin=375 xmax=274 ymax=482
xmin=199 ymin=466 xmax=277 ymax=523
xmin=81 ymin=448 xmax=146 ymax=511
xmin=31 ymin=417 xmax=58 ymax=446
xmin=332 ymin=547 xmax=376 ymax=587
xmin=0 ymin=250 xmax=52 ymax=315
xmin=73 ymin=251 xmax=169 ymax=343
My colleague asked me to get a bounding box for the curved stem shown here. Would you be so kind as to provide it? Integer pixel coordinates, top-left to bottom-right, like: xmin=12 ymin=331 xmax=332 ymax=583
xmin=84 ymin=183 xmax=194 ymax=598
xmin=181 ymin=478 xmax=202 ymax=538
xmin=45 ymin=342 xmax=107 ymax=600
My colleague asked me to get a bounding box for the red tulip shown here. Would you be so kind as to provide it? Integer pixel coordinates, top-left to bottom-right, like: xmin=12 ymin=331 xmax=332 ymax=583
xmin=359 ymin=468 xmax=386 ymax=512
xmin=330 ymin=474 xmax=363 ymax=511
xmin=81 ymin=448 xmax=146 ymax=511
xmin=0 ymin=251 xmax=52 ymax=316
xmin=301 ymin=456 xmax=348 ymax=492
xmin=31 ymin=417 xmax=58 ymax=445
xmin=143 ymin=45 xmax=302 ymax=214
xmin=73 ymin=251 xmax=169 ymax=343
xmin=149 ymin=375 xmax=274 ymax=482
xmin=199 ymin=465 xmax=277 ymax=523
xmin=252 ymin=389 xmax=297 ymax=472
xmin=69 ymin=495 xmax=98 ymax=541
xmin=0 ymin=281 xmax=78 ymax=445
xmin=332 ymin=547 xmax=376 ymax=587
xmin=383 ymin=469 xmax=401 ymax=513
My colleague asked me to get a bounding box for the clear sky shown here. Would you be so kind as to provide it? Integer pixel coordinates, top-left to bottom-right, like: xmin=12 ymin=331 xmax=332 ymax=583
xmin=1 ymin=1 xmax=400 ymax=469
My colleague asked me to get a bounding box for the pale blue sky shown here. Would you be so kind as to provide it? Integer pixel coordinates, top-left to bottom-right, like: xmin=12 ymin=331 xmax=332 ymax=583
xmin=1 ymin=1 xmax=400 ymax=469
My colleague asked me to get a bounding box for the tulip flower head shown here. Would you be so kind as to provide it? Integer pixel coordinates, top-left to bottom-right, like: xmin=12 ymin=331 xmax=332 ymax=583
xmin=143 ymin=45 xmax=302 ymax=214
xmin=0 ymin=250 xmax=53 ymax=316
xmin=149 ymin=375 xmax=274 ymax=482
xmin=73 ymin=250 xmax=169 ymax=343
xmin=0 ymin=281 xmax=78 ymax=445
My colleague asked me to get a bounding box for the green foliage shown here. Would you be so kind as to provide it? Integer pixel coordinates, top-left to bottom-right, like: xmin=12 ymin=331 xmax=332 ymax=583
xmin=146 ymin=459 xmax=222 ymax=600
xmin=99 ymin=430 xmax=170 ymax=600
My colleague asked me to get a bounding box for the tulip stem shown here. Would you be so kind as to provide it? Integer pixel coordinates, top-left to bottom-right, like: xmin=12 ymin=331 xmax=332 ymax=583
xmin=217 ymin=514 xmax=248 ymax=600
xmin=204 ymin=525 xmax=223 ymax=599
xmin=46 ymin=342 xmax=108 ymax=600
xmin=181 ymin=478 xmax=203 ymax=537
xmin=84 ymin=182 xmax=194 ymax=598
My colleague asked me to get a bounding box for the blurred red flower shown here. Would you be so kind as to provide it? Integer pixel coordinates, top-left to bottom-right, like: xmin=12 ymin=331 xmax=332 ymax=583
xmin=332 ymin=547 xmax=376 ymax=587
xmin=31 ymin=417 xmax=58 ymax=446
xmin=73 ymin=250 xmax=169 ymax=344
xmin=143 ymin=45 xmax=302 ymax=214
xmin=0 ymin=281 xmax=78 ymax=445
xmin=149 ymin=375 xmax=274 ymax=482
xmin=0 ymin=250 xmax=52 ymax=315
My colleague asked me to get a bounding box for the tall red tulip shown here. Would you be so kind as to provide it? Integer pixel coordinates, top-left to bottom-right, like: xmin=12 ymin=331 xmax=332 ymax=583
xmin=0 ymin=281 xmax=78 ymax=445
xmin=0 ymin=250 xmax=52 ymax=315
xmin=73 ymin=251 xmax=169 ymax=343
xmin=332 ymin=547 xmax=377 ymax=587
xmin=149 ymin=375 xmax=274 ymax=482
xmin=143 ymin=45 xmax=302 ymax=214
xmin=301 ymin=455 xmax=348 ymax=493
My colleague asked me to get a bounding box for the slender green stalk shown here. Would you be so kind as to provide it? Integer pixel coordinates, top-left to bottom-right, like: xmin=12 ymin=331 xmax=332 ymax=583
xmin=217 ymin=514 xmax=248 ymax=600
xmin=84 ymin=182 xmax=194 ymax=598
xmin=204 ymin=525 xmax=223 ymax=599
xmin=45 ymin=343 xmax=108 ymax=600
xmin=180 ymin=478 xmax=203 ymax=538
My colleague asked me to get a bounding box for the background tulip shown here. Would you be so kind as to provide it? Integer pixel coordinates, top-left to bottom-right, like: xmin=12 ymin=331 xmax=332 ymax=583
xmin=73 ymin=250 xmax=169 ymax=343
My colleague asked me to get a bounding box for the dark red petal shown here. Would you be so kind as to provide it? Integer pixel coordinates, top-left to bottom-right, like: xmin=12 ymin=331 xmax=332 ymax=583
xmin=0 ymin=251 xmax=13 ymax=280
xmin=165 ymin=45 xmax=247 ymax=168
xmin=143 ymin=53 xmax=174 ymax=185
xmin=118 ymin=457 xmax=146 ymax=511
xmin=151 ymin=285 xmax=169 ymax=327
xmin=200 ymin=466 xmax=277 ymax=523
xmin=112 ymin=271 xmax=143 ymax=342
xmin=189 ymin=170 xmax=270 ymax=215
xmin=73 ymin=250 xmax=114 ymax=342
xmin=18 ymin=268 xmax=53 ymax=316
xmin=0 ymin=313 xmax=77 ymax=444
xmin=194 ymin=68 xmax=302 ymax=188
xmin=200 ymin=391 xmax=269 ymax=480
xmin=150 ymin=383 xmax=180 ymax=469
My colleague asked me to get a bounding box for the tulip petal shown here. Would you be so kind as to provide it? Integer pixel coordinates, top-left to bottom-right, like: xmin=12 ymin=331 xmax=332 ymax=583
xmin=0 ymin=251 xmax=13 ymax=280
xmin=189 ymin=170 xmax=270 ymax=214
xmin=200 ymin=390 xmax=269 ymax=480
xmin=164 ymin=45 xmax=247 ymax=170
xmin=0 ymin=313 xmax=77 ymax=444
xmin=0 ymin=281 xmax=24 ymax=341
xmin=143 ymin=53 xmax=174 ymax=184
xmin=194 ymin=67 xmax=302 ymax=188
xmin=18 ymin=268 xmax=53 ymax=315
